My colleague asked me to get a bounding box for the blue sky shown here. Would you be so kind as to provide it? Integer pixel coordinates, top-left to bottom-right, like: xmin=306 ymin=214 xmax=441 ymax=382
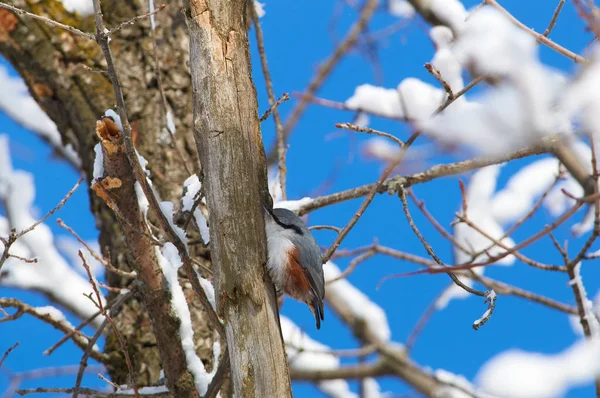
xmin=1 ymin=0 xmax=599 ymax=397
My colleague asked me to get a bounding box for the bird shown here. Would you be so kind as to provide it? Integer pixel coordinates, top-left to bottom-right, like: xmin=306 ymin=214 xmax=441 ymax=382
xmin=263 ymin=204 xmax=325 ymax=329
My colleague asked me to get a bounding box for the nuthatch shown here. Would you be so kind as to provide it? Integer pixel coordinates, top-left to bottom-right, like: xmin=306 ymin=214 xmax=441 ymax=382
xmin=263 ymin=205 xmax=325 ymax=329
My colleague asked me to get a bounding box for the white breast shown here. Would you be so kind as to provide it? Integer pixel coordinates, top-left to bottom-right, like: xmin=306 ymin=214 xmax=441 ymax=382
xmin=264 ymin=216 xmax=296 ymax=291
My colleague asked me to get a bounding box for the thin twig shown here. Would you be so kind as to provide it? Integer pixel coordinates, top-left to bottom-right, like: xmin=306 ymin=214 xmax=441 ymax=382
xmin=0 ymin=2 xmax=94 ymax=39
xmin=204 ymin=346 xmax=230 ymax=398
xmin=475 ymin=274 xmax=576 ymax=314
xmin=322 ymin=136 xmax=410 ymax=263
xmin=456 ymin=213 xmax=567 ymax=272
xmin=297 ymin=142 xmax=551 ymax=215
xmin=97 ymin=373 xmax=121 ymax=389
xmin=0 ymin=341 xmax=19 ymax=368
xmin=543 ymin=0 xmax=566 ymax=36
xmin=309 ymin=225 xmax=342 ymax=233
xmin=57 ymin=218 xmax=136 ymax=278
xmin=251 ymin=0 xmax=290 ymax=199
xmin=472 ymin=290 xmax=496 ymax=330
xmin=108 ymin=4 xmax=166 ymax=35
xmin=398 ymin=188 xmax=486 ymax=299
xmin=336 ymin=122 xmax=405 ymax=148
xmin=16 ymin=387 xmax=170 ymax=397
xmin=268 ymin=0 xmax=379 ymax=163
xmin=79 ymin=251 xmax=104 ymax=312
xmin=0 ymin=298 xmax=108 ymax=362
xmin=484 ymin=0 xmax=585 ymax=63
xmin=405 ymin=286 xmax=448 ymax=354
xmin=7 ymin=253 xmax=37 ymax=263
xmin=72 ymin=318 xmax=109 ymax=398
xmin=407 ymin=190 xmax=471 ymax=255
xmin=44 ymin=290 xmax=133 ymax=356
xmin=549 ymin=232 xmax=570 ymax=263
xmin=428 ymin=199 xmax=584 ymax=275
xmin=327 ymin=249 xmax=377 ymax=284
xmin=0 ymin=178 xmax=83 ymax=272
xmin=17 ymin=177 xmax=84 ymax=239
xmin=434 ymin=76 xmax=484 ymax=115
xmin=251 ymin=0 xmax=290 ymax=197
xmin=259 ymin=93 xmax=291 ymax=123
xmin=78 ymin=251 xmax=139 ymax=398
xmin=425 ymin=63 xmax=454 ymax=100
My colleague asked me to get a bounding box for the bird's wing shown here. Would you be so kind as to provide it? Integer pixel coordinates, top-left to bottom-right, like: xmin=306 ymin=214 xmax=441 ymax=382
xmin=290 ymin=233 xmax=325 ymax=322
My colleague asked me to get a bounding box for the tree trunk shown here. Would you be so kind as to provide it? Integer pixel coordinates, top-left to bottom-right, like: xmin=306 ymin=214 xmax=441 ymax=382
xmin=185 ymin=0 xmax=293 ymax=396
xmin=0 ymin=0 xmax=219 ymax=391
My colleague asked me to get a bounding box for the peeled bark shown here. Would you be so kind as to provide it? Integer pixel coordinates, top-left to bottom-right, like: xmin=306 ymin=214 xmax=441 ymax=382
xmin=185 ymin=0 xmax=293 ymax=396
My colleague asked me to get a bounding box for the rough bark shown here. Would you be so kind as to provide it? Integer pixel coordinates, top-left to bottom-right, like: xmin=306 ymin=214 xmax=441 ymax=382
xmin=93 ymin=117 xmax=201 ymax=397
xmin=185 ymin=0 xmax=293 ymax=396
xmin=0 ymin=0 xmax=218 ymax=390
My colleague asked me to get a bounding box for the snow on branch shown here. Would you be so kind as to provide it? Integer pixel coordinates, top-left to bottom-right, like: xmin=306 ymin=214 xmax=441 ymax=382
xmin=157 ymin=243 xmax=217 ymax=395
xmin=346 ymin=5 xmax=591 ymax=159
xmin=60 ymin=0 xmax=94 ymax=16
xmin=158 ymin=201 xmax=188 ymax=251
xmin=429 ymin=0 xmax=468 ymax=30
xmin=0 ymin=298 xmax=107 ymax=362
xmin=437 ymin=165 xmax=514 ymax=309
xmin=325 ymin=262 xmax=391 ymax=341
xmin=254 ymin=1 xmax=266 ymax=18
xmin=0 ymin=65 xmax=80 ymax=168
xmin=0 ymin=135 xmax=104 ymax=324
xmin=477 ymin=339 xmax=600 ymax=398
xmin=388 ymin=0 xmax=415 ymax=18
xmin=281 ymin=316 xmax=386 ymax=398
xmin=182 ymin=175 xmax=209 ymax=245
xmin=434 ymin=369 xmax=483 ymax=398
xmin=568 ymin=262 xmax=600 ymax=338
xmin=420 ymin=7 xmax=570 ymax=155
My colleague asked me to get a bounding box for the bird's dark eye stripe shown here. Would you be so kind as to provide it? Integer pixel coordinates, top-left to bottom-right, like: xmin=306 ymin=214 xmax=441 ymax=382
xmin=272 ymin=217 xmax=304 ymax=236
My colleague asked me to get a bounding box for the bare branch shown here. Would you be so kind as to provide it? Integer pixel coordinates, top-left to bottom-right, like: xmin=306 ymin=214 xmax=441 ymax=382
xmin=259 ymin=93 xmax=291 ymax=123
xmin=108 ymin=3 xmax=166 ymax=35
xmin=472 ymin=290 xmax=497 ymax=330
xmin=16 ymin=387 xmax=170 ymax=397
xmin=72 ymin=318 xmax=109 ymax=398
xmin=326 ymin=249 xmax=377 ymax=284
xmin=268 ymin=0 xmax=379 ymax=162
xmin=77 ymin=251 xmax=139 ymax=398
xmin=1 ymin=178 xmax=83 ymax=273
xmin=335 ymin=122 xmax=405 ymax=148
xmin=297 ymin=143 xmax=551 ymax=215
xmin=0 ymin=341 xmax=19 ymax=369
xmin=251 ymin=2 xmax=290 ymax=200
xmin=291 ymin=361 xmax=389 ymax=381
xmin=425 ymin=62 xmax=454 ymax=100
xmin=44 ymin=290 xmax=134 ymax=356
xmin=0 ymin=2 xmax=94 ymax=39
xmin=322 ymin=139 xmax=411 ymax=263
xmin=0 ymin=298 xmax=108 ymax=363
xmin=483 ymin=0 xmax=585 ymax=64
xmin=398 ymin=188 xmax=488 ymax=301
xmin=543 ymin=0 xmax=566 ymax=37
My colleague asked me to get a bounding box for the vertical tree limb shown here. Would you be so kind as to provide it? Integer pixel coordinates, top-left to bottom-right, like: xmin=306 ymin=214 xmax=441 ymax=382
xmin=185 ymin=0 xmax=293 ymax=396
xmin=93 ymin=118 xmax=199 ymax=398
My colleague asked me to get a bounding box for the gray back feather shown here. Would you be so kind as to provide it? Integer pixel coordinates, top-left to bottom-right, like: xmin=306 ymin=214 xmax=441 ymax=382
xmin=272 ymin=208 xmax=325 ymax=301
